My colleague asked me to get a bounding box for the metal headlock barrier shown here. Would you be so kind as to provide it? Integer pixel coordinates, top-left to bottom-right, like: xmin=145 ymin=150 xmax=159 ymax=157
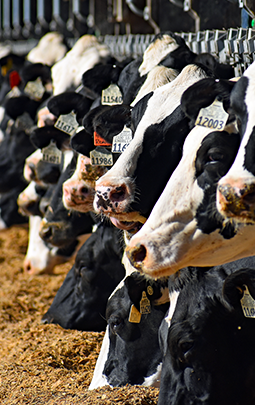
xmin=103 ymin=28 xmax=255 ymax=77
xmin=0 ymin=1 xmax=255 ymax=77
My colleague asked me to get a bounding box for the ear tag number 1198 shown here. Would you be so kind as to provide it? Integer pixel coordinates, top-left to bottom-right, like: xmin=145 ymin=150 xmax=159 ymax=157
xmin=195 ymin=99 xmax=229 ymax=131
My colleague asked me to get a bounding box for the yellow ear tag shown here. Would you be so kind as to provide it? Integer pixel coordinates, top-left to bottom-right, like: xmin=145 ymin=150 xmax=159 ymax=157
xmin=140 ymin=291 xmax=151 ymax=314
xmin=42 ymin=140 xmax=62 ymax=165
xmin=195 ymin=99 xmax=229 ymax=131
xmin=101 ymin=84 xmax=123 ymax=105
xmin=1 ymin=57 xmax=13 ymax=76
xmin=240 ymin=285 xmax=255 ymax=318
xmin=128 ymin=304 xmax=141 ymax=323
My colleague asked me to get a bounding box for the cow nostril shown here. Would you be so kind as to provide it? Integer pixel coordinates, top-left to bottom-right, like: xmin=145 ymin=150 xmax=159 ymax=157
xmin=80 ymin=186 xmax=89 ymax=195
xmin=28 ymin=163 xmax=36 ymax=180
xmin=110 ymin=186 xmax=127 ymax=202
xmin=243 ymin=190 xmax=255 ymax=204
xmin=40 ymin=226 xmax=53 ymax=240
xmin=126 ymin=243 xmax=147 ymax=270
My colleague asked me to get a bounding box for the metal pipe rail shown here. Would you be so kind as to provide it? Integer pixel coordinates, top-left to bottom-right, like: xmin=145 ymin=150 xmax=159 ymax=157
xmin=1 ymin=27 xmax=255 ymax=76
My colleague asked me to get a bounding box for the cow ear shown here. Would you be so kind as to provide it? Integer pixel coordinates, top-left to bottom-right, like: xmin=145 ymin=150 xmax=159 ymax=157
xmin=181 ymin=78 xmax=235 ymax=123
xmin=70 ymin=129 xmax=94 ymax=156
xmin=82 ymin=64 xmax=122 ymax=98
xmin=30 ymin=125 xmax=70 ymax=150
xmin=47 ymin=92 xmax=84 ymax=117
xmin=93 ymin=104 xmax=132 ymax=144
xmin=124 ymin=272 xmax=147 ymax=309
xmin=82 ymin=105 xmax=112 ymax=135
xmin=4 ymin=95 xmax=39 ymax=120
xmin=222 ymin=269 xmax=255 ymax=309
xmin=124 ymin=272 xmax=168 ymax=309
xmin=20 ymin=63 xmax=51 ymax=84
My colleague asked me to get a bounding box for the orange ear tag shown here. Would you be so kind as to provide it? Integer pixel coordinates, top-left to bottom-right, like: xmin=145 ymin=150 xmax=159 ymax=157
xmin=94 ymin=131 xmax=111 ymax=146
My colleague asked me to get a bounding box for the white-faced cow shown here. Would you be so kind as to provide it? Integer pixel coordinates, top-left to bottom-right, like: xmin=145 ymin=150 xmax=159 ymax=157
xmin=94 ymin=64 xmax=210 ymax=231
xmin=217 ymin=61 xmax=255 ymax=224
xmin=89 ymin=272 xmax=169 ymax=389
xmin=124 ymin=77 xmax=255 ymax=278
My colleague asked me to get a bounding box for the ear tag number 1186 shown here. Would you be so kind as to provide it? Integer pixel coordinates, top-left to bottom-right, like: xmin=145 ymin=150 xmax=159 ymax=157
xmin=112 ymin=126 xmax=132 ymax=153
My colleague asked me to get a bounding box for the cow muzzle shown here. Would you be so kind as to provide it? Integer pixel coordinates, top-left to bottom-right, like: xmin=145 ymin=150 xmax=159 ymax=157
xmin=217 ymin=181 xmax=255 ymax=223
xmin=94 ymin=182 xmax=132 ymax=215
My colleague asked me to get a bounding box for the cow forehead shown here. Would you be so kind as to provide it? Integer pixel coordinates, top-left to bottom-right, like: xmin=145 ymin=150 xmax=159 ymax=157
xmin=139 ymin=35 xmax=179 ymax=76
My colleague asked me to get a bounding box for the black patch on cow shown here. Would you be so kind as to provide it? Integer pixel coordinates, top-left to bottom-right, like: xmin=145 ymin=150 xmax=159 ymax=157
xmin=130 ymin=105 xmax=191 ymax=218
xmin=117 ymin=57 xmax=146 ymax=105
xmin=93 ymin=104 xmax=132 ymax=143
xmin=82 ymin=64 xmax=122 ymax=98
xmin=158 ymin=256 xmax=255 ymax=405
xmin=131 ymin=91 xmax=154 ymax=131
xmin=41 ymin=154 xmax=94 ymax=247
xmin=230 ymin=76 xmax=249 ymax=138
xmin=0 ymin=123 xmax=35 ymax=192
xmin=103 ymin=272 xmax=169 ymax=386
xmin=41 ymin=221 xmax=125 ymax=331
xmin=243 ymin=126 xmax=255 ymax=176
xmin=181 ymin=78 xmax=235 ymax=127
xmin=30 ymin=125 xmax=71 ymax=150
xmin=195 ymin=131 xmax=240 ymax=237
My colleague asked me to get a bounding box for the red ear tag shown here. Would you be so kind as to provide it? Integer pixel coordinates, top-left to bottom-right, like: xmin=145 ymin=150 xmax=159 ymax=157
xmin=9 ymin=71 xmax=21 ymax=89
xmin=94 ymin=131 xmax=111 ymax=146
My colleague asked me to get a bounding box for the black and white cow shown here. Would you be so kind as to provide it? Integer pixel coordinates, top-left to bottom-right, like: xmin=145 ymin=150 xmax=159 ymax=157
xmin=39 ymin=152 xmax=94 ymax=248
xmin=123 ymin=75 xmax=255 ymax=278
xmin=159 ymin=256 xmax=255 ymax=405
xmin=89 ymin=271 xmax=169 ymax=389
xmin=41 ymin=220 xmax=125 ymax=331
xmin=217 ymin=61 xmax=255 ymax=224
xmin=94 ymin=64 xmax=211 ymax=231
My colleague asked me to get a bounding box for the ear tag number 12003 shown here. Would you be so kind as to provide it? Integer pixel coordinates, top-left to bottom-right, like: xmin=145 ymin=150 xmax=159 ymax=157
xmin=195 ymin=99 xmax=229 ymax=131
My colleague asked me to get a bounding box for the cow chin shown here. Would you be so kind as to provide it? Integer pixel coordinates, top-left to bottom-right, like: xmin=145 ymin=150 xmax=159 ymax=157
xmin=109 ymin=216 xmax=144 ymax=232
xmin=63 ymin=195 xmax=94 ymax=213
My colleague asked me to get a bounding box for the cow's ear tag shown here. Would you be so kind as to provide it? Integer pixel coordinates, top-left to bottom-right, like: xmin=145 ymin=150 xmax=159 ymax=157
xmin=140 ymin=291 xmax=151 ymax=314
xmin=6 ymin=86 xmax=22 ymax=98
xmin=112 ymin=126 xmax=132 ymax=153
xmin=195 ymin=99 xmax=229 ymax=131
xmin=15 ymin=112 xmax=34 ymax=134
xmin=90 ymin=146 xmax=113 ymax=166
xmin=94 ymin=131 xmax=111 ymax=146
xmin=42 ymin=140 xmax=62 ymax=165
xmin=128 ymin=304 xmax=142 ymax=323
xmin=54 ymin=111 xmax=79 ymax=136
xmin=101 ymin=84 xmax=123 ymax=105
xmin=147 ymin=285 xmax=154 ymax=296
xmin=240 ymin=285 xmax=255 ymax=318
xmin=1 ymin=57 xmax=13 ymax=76
xmin=24 ymin=77 xmax=45 ymax=101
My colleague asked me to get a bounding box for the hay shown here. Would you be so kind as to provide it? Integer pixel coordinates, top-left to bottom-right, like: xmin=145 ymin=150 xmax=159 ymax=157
xmin=0 ymin=225 xmax=159 ymax=404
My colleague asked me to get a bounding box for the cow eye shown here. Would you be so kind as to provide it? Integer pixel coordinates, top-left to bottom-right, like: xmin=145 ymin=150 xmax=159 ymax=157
xmin=179 ymin=341 xmax=194 ymax=354
xmin=108 ymin=315 xmax=123 ymax=335
xmin=207 ymin=148 xmax=224 ymax=163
